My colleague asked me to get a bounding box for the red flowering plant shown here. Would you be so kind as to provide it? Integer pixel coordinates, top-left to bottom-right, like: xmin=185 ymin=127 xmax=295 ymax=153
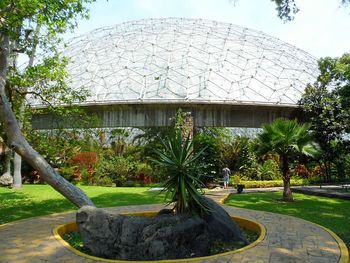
xmin=69 ymin=152 xmax=98 ymax=185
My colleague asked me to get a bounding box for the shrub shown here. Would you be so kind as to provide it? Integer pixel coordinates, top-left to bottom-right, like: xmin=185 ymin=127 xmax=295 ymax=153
xmin=193 ymin=128 xmax=227 ymax=183
xmin=146 ymin=165 xmax=167 ymax=183
xmin=59 ymin=165 xmax=80 ymax=183
xmin=222 ymin=136 xmax=260 ymax=180
xmin=135 ymin=162 xmax=152 ymax=185
xmin=69 ymin=152 xmax=98 ymax=185
xmin=70 ymin=152 xmax=98 ymax=166
xmin=334 ymin=153 xmax=350 ymax=181
xmin=259 ymin=159 xmax=281 ymax=180
xmin=123 ymin=181 xmax=143 ymax=187
xmin=22 ymin=169 xmax=44 ymax=184
xmin=294 ymin=164 xmax=311 ymax=178
xmin=94 ymin=176 xmax=114 ymax=187
xmin=239 ymin=160 xmax=260 ymax=180
xmin=95 ymin=156 xmax=134 ymax=186
xmin=231 ymin=174 xmax=241 ymax=186
xmin=135 ymin=162 xmax=152 ymax=175
xmin=230 ymin=179 xmax=308 ymax=188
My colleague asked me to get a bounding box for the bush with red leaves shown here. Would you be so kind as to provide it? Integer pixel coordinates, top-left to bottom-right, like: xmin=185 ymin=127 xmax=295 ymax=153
xmin=69 ymin=152 xmax=98 ymax=185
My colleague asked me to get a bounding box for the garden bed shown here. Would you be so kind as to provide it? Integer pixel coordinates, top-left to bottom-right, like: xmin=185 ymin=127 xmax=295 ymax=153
xmin=53 ymin=212 xmax=265 ymax=262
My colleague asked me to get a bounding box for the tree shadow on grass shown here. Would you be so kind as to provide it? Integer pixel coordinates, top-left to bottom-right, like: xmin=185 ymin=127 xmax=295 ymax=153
xmin=91 ymin=191 xmax=164 ymax=208
xmin=0 ymin=192 xmax=75 ymax=224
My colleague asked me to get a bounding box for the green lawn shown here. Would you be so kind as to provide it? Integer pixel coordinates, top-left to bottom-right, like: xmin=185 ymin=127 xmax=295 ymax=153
xmin=225 ymin=191 xmax=350 ymax=248
xmin=0 ymin=185 xmax=164 ymax=224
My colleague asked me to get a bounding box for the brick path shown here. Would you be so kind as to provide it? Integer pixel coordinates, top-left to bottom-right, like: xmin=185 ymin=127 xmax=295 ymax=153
xmin=0 ymin=188 xmax=347 ymax=263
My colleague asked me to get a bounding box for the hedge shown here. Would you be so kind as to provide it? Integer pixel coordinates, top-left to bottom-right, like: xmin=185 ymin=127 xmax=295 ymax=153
xmin=230 ymin=178 xmax=308 ymax=188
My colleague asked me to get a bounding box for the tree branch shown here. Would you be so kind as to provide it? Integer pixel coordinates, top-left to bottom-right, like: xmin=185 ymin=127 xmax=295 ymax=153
xmin=15 ymin=89 xmax=54 ymax=108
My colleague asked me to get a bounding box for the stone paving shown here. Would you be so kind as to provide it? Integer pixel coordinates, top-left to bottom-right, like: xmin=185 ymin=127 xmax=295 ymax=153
xmin=0 ymin=188 xmax=347 ymax=263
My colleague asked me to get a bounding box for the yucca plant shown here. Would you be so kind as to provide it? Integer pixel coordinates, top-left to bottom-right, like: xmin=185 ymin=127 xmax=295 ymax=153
xmin=152 ymin=132 xmax=209 ymax=214
xmin=257 ymin=118 xmax=319 ymax=202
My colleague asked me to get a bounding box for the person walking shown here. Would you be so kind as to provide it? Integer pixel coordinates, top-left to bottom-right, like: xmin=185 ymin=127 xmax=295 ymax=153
xmin=222 ymin=167 xmax=231 ymax=189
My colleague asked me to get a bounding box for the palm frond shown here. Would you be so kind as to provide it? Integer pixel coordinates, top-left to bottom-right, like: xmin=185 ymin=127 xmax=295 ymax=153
xmin=258 ymin=118 xmax=319 ymax=157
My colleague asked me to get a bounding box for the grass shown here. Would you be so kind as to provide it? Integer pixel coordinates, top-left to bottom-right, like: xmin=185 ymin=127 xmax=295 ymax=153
xmin=225 ymin=191 xmax=350 ymax=249
xmin=62 ymin=232 xmax=89 ymax=253
xmin=0 ymin=184 xmax=164 ymax=224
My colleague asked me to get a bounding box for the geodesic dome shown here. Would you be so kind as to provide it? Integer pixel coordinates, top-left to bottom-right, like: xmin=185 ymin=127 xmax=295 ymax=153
xmin=64 ymin=17 xmax=318 ymax=106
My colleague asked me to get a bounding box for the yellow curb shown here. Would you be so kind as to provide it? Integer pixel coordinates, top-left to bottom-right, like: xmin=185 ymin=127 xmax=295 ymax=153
xmin=53 ymin=211 xmax=266 ymax=263
xmin=218 ymin=192 xmax=234 ymax=204
xmin=313 ymin=224 xmax=349 ymax=263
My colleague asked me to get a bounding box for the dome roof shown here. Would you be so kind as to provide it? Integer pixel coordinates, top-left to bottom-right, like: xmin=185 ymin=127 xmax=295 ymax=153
xmin=64 ymin=17 xmax=318 ymax=106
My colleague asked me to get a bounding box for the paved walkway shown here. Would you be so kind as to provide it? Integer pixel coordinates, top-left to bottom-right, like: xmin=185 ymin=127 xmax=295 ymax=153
xmin=0 ymin=188 xmax=347 ymax=263
xmin=292 ymin=185 xmax=350 ymax=201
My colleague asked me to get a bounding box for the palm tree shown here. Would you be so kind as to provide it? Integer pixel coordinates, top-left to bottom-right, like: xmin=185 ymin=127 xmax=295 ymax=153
xmin=257 ymin=119 xmax=319 ymax=202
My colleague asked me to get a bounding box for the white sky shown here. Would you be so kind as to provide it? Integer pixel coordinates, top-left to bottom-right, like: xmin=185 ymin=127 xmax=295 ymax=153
xmin=65 ymin=0 xmax=350 ymax=59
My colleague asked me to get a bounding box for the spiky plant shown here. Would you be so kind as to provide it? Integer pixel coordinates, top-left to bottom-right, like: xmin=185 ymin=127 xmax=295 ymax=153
xmin=152 ymin=132 xmax=209 ymax=214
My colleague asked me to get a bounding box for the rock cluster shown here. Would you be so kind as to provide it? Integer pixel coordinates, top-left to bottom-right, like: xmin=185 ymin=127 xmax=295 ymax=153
xmin=0 ymin=173 xmax=13 ymax=187
xmin=76 ymin=197 xmax=248 ymax=260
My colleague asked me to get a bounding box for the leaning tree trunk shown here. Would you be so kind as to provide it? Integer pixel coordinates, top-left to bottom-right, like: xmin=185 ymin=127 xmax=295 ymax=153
xmin=281 ymin=154 xmax=293 ymax=202
xmin=0 ymin=33 xmax=94 ymax=208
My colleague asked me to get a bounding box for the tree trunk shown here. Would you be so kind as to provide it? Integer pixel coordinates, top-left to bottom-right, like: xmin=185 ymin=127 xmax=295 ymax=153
xmin=282 ymin=178 xmax=293 ymax=202
xmin=0 ymin=32 xmax=94 ymax=208
xmin=12 ymin=24 xmax=41 ymax=189
xmin=323 ymin=142 xmax=333 ymax=183
xmin=281 ymin=154 xmax=293 ymax=202
xmin=12 ymin=152 xmax=22 ymax=188
xmin=12 ymin=102 xmax=25 ymax=188
xmin=325 ymin=159 xmax=332 ymax=183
